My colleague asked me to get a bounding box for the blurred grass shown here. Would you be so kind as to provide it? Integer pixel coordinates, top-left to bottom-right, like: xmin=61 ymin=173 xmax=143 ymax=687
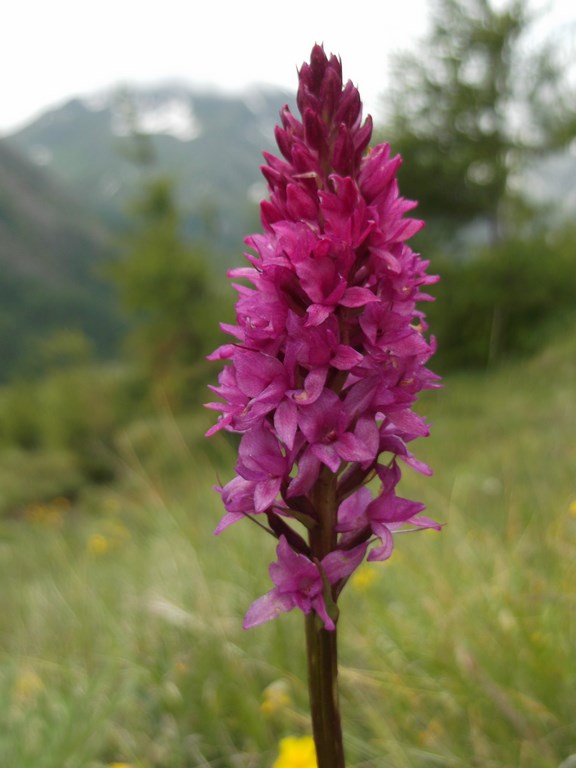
xmin=0 ymin=332 xmax=575 ymax=767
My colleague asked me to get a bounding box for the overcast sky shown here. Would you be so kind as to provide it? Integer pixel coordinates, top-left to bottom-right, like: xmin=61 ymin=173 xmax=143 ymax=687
xmin=2 ymin=0 xmax=575 ymax=134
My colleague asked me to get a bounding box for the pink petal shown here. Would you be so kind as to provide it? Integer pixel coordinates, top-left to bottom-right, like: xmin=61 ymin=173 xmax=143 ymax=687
xmin=399 ymin=452 xmax=433 ymax=476
xmin=305 ymin=304 xmax=333 ymax=327
xmin=336 ymin=432 xmax=376 ymax=464
xmin=274 ymin=399 xmax=298 ymax=449
xmin=311 ymin=442 xmax=342 ymax=473
xmin=388 ymin=409 xmax=429 ymax=438
xmin=214 ymin=511 xmax=245 ymax=535
xmin=340 ymin=286 xmax=379 ymax=308
xmin=294 ymin=367 xmax=327 ymax=404
xmin=254 ymin=476 xmax=282 ymax=513
xmin=331 ymin=345 xmax=363 ymax=370
xmin=243 ymin=590 xmax=294 ymax=629
xmin=322 ymin=543 xmax=368 ymax=582
xmin=336 ymin=486 xmax=373 ymax=532
xmin=367 ymin=522 xmax=395 ymax=561
xmin=287 ymin=450 xmax=322 ymax=497
xmin=368 ymin=494 xmax=425 ymax=524
xmin=311 ymin=596 xmax=336 ymax=631
xmin=409 ymin=515 xmax=443 ymax=531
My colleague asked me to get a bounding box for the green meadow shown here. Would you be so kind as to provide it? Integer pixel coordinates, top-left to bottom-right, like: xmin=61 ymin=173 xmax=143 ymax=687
xmin=1 ymin=330 xmax=575 ymax=768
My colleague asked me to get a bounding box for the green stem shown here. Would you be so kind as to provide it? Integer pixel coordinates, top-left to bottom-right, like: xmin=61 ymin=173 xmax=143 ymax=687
xmin=306 ymin=465 xmax=345 ymax=766
xmin=305 ymin=612 xmax=345 ymax=768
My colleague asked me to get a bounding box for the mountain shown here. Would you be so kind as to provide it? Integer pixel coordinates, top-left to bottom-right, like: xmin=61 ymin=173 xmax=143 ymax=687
xmin=0 ymin=139 xmax=123 ymax=379
xmin=0 ymin=84 xmax=296 ymax=380
xmin=7 ymin=84 xmax=297 ymax=268
xmin=9 ymin=84 xmax=574 ymax=261
xmin=3 ymin=83 xmax=571 ymax=382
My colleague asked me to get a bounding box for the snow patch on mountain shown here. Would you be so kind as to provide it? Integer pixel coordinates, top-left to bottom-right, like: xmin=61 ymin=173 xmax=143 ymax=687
xmin=110 ymin=96 xmax=202 ymax=141
xmin=82 ymin=92 xmax=110 ymax=112
xmin=28 ymin=145 xmax=53 ymax=166
xmin=244 ymin=85 xmax=290 ymax=143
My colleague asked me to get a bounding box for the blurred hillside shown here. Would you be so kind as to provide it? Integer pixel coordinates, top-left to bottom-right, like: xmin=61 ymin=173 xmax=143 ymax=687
xmin=0 ymin=85 xmax=295 ymax=381
xmin=0 ymin=140 xmax=124 ymax=378
xmin=7 ymin=83 xmax=575 ymax=255
xmin=7 ymin=85 xmax=296 ymax=266
xmin=0 ymin=68 xmax=574 ymax=383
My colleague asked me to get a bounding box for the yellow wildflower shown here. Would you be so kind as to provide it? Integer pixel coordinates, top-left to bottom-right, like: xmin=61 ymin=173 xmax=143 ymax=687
xmin=13 ymin=668 xmax=44 ymax=704
xmin=272 ymin=736 xmax=317 ymax=768
xmin=87 ymin=533 xmax=111 ymax=556
xmin=569 ymin=500 xmax=576 ymax=517
xmin=175 ymin=659 xmax=189 ymax=675
xmin=87 ymin=518 xmax=131 ymax=556
xmin=103 ymin=519 xmax=131 ymax=542
xmin=418 ymin=717 xmax=445 ymax=746
xmin=26 ymin=502 xmax=63 ymax=526
xmin=261 ymin=680 xmax=292 ymax=716
xmin=351 ymin=565 xmax=377 ymax=591
xmin=109 ymin=763 xmax=133 ymax=768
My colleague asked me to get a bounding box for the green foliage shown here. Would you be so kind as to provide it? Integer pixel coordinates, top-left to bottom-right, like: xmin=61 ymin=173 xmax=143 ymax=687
xmin=0 ymin=265 xmax=124 ymax=382
xmin=0 ymin=362 xmax=139 ymax=514
xmin=8 ymin=87 xmax=291 ymax=260
xmin=0 ymin=450 xmax=84 ymax=515
xmin=383 ymin=0 xmax=575 ymax=243
xmin=427 ymin=225 xmax=576 ymax=370
xmin=112 ymin=177 xmax=230 ymax=408
xmin=35 ymin=329 xmax=94 ymax=369
xmin=379 ymin=0 xmax=576 ymax=371
xmin=0 ymin=141 xmax=124 ymax=381
xmin=1 ymin=334 xmax=575 ymax=766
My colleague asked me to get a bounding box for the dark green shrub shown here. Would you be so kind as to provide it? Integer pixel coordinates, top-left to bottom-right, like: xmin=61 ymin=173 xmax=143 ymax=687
xmin=427 ymin=226 xmax=576 ymax=370
xmin=0 ymin=363 xmax=136 ymax=493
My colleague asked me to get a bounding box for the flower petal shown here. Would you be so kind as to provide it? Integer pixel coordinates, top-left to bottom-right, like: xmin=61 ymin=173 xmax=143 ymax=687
xmin=367 ymin=522 xmax=395 ymax=561
xmin=243 ymin=589 xmax=294 ymax=629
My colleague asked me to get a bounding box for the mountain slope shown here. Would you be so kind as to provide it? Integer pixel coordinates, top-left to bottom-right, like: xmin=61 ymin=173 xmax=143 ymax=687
xmin=0 ymin=140 xmax=123 ymax=378
xmin=8 ymin=85 xmax=296 ymax=265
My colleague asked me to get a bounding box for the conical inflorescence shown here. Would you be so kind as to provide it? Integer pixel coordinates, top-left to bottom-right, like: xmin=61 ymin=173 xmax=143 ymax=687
xmin=206 ymin=44 xmax=441 ymax=630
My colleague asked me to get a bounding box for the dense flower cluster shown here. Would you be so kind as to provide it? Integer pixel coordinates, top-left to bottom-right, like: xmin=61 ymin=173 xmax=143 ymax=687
xmin=207 ymin=45 xmax=440 ymax=630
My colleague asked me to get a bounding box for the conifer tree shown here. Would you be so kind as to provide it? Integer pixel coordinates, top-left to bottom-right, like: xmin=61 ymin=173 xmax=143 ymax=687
xmin=114 ymin=177 xmax=222 ymax=406
xmin=384 ymin=0 xmax=574 ymax=244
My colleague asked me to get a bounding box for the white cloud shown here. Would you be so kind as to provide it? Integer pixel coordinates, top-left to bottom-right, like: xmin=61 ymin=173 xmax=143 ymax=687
xmin=3 ymin=0 xmax=573 ymax=133
xmin=3 ymin=0 xmax=431 ymax=132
